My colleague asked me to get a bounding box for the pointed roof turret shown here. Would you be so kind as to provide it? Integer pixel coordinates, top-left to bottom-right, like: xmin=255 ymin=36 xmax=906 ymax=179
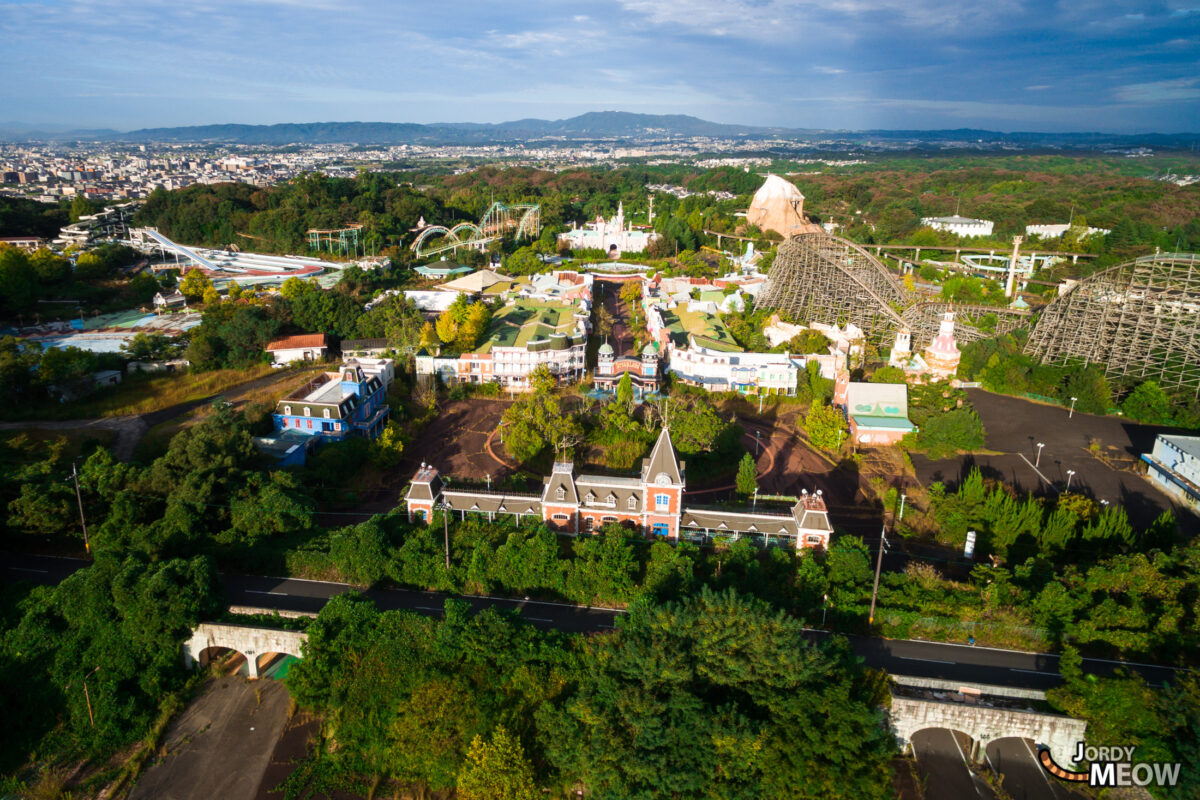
xmin=643 ymin=427 xmax=683 ymax=486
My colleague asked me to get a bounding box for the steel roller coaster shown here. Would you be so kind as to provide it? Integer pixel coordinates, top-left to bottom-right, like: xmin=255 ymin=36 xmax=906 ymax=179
xmin=410 ymin=202 xmax=541 ymax=259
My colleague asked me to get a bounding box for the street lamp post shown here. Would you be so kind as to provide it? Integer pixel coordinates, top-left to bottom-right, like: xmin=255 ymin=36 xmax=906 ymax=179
xmin=898 ymin=492 xmax=907 ymax=523
xmin=1066 ymin=469 xmax=1076 ymax=491
xmin=485 ymin=473 xmax=491 ymax=491
xmin=755 ymin=429 xmax=761 ymax=456
xmin=822 ymin=594 xmax=829 ymax=627
xmin=1035 ymin=442 xmax=1045 ymax=468
xmin=1069 ymin=396 xmax=1078 ymax=419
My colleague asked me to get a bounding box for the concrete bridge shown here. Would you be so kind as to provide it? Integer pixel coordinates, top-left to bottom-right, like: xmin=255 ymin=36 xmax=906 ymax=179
xmin=182 ymin=623 xmax=307 ymax=679
xmin=890 ymin=692 xmax=1086 ymax=763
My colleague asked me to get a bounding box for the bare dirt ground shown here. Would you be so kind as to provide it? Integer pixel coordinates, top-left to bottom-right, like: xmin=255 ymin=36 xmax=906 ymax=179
xmin=129 ymin=676 xmax=291 ymax=800
xmin=911 ymin=388 xmax=1199 ymax=535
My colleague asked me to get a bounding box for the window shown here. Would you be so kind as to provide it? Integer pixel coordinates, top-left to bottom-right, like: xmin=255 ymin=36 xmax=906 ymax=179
xmin=627 ymin=496 xmax=637 ymax=510
xmin=552 ymin=514 xmax=569 ymax=522
xmin=323 ymin=409 xmax=331 ymax=419
xmin=652 ymin=522 xmax=670 ymax=537
xmin=555 ymin=487 xmax=565 ymax=501
xmin=655 ymin=493 xmax=669 ymax=511
xmin=284 ymin=405 xmax=291 ymax=415
xmin=306 ymin=420 xmax=312 ymax=429
xmin=303 ymin=407 xmax=310 ymax=416
xmin=807 ymin=535 xmax=824 ymax=546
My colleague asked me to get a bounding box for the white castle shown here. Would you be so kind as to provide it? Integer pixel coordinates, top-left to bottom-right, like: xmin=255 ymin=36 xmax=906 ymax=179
xmin=558 ymin=202 xmax=659 ymax=256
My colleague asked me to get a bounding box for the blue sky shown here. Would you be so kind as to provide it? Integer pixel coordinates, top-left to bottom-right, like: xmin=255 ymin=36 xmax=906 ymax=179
xmin=1 ymin=0 xmax=1198 ymax=132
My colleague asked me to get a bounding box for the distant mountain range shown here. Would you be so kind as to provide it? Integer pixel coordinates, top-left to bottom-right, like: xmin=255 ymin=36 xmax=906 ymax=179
xmin=2 ymin=112 xmax=1198 ymax=148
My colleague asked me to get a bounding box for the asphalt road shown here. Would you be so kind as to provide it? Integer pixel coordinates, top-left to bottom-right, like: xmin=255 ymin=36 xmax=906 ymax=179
xmin=3 ymin=552 xmax=1193 ymax=691
xmin=986 ymin=738 xmax=1086 ymax=800
xmin=912 ymin=729 xmax=998 ymax=800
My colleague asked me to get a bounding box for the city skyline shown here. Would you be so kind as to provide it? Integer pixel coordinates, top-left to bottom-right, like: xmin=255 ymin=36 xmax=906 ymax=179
xmin=2 ymin=0 xmax=1198 ymax=133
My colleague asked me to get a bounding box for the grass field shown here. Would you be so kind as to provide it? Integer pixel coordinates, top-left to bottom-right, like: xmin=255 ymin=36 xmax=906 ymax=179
xmin=3 ymin=364 xmax=279 ymax=422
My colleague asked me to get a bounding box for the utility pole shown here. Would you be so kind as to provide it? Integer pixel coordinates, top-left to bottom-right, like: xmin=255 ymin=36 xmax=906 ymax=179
xmin=868 ymin=524 xmax=887 ymax=627
xmin=72 ymin=462 xmax=90 ymax=555
xmin=442 ymin=505 xmax=450 ymax=570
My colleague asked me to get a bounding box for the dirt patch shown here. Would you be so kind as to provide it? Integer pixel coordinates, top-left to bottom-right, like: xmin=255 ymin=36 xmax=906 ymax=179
xmin=129 ymin=676 xmax=291 ymax=800
xmin=910 ymin=389 xmax=1199 ymax=535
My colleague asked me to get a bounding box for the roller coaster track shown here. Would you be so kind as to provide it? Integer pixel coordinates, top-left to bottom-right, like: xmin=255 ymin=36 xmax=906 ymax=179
xmin=411 ymin=203 xmax=541 ymax=259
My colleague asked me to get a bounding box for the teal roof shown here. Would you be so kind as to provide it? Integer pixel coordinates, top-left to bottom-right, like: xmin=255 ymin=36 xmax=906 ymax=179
xmin=851 ymin=415 xmax=916 ymax=431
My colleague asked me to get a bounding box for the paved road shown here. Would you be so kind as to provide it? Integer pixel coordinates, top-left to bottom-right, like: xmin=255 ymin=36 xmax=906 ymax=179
xmin=3 ymin=552 xmax=1193 ymax=691
xmin=986 ymin=738 xmax=1086 ymax=800
xmin=912 ymin=729 xmax=998 ymax=800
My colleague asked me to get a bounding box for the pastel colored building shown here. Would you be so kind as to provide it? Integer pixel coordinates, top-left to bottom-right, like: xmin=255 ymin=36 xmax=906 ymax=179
xmin=256 ymin=361 xmax=391 ymax=465
xmin=406 ymin=429 xmax=833 ymax=551
xmin=923 ymin=311 xmax=962 ymax=379
xmin=836 ymin=375 xmax=917 ymax=446
xmin=594 ymin=341 xmax=661 ymax=396
xmin=415 ymin=299 xmax=588 ymax=390
xmin=1142 ymin=434 xmax=1200 ymax=511
xmin=558 ymin=203 xmax=660 ymax=256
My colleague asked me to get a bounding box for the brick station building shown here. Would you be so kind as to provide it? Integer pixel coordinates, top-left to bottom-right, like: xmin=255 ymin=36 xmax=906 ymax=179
xmin=406 ymin=428 xmax=832 ymax=551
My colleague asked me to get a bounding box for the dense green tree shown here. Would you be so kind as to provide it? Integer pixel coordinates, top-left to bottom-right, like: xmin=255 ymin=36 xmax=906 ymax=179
xmin=736 ymin=452 xmax=757 ymax=497
xmin=805 ymin=401 xmax=847 ymax=451
xmin=1122 ymin=380 xmax=1174 ymax=424
xmin=457 ymin=726 xmax=540 ymax=800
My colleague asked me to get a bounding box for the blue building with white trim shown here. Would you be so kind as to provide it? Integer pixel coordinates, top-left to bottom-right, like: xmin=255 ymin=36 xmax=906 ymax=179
xmin=1143 ymin=434 xmax=1200 ymax=512
xmin=257 ymin=362 xmax=390 ymax=465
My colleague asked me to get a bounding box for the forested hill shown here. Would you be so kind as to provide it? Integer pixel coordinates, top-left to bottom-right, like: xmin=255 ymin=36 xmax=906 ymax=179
xmin=11 ymin=112 xmax=1200 ymax=146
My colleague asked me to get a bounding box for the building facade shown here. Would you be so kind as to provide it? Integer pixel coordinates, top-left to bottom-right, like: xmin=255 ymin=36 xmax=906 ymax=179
xmin=1142 ymin=434 xmax=1200 ymax=511
xmin=266 ymin=333 xmax=329 ymax=364
xmin=836 ymin=374 xmax=917 ymax=446
xmin=558 ymin=203 xmax=659 ymax=256
xmin=406 ymin=429 xmax=833 ymax=551
xmin=255 ymin=361 xmax=391 ymax=465
xmin=594 ymin=341 xmax=661 ymax=395
xmin=667 ymin=335 xmax=803 ymax=395
xmin=920 ymin=215 xmax=995 ymax=237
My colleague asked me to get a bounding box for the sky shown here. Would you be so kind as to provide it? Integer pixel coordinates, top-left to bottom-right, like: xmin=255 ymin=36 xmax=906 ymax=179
xmin=1 ymin=0 xmax=1198 ymax=132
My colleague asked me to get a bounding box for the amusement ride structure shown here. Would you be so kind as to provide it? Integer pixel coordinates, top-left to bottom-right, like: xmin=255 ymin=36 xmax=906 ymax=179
xmin=759 ymin=232 xmax=1200 ymax=395
xmin=410 ymin=202 xmax=541 ymax=259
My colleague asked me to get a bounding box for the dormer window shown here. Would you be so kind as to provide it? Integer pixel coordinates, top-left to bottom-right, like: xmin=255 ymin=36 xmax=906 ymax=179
xmin=303 ymin=406 xmax=311 ymax=416
xmin=585 ymin=492 xmax=596 ymax=504
xmin=627 ymin=496 xmax=637 ymax=510
xmin=284 ymin=405 xmax=291 ymax=415
xmin=606 ymin=493 xmax=616 ymax=506
xmin=323 ymin=409 xmax=331 ymax=418
xmin=556 ymin=487 xmax=565 ymax=501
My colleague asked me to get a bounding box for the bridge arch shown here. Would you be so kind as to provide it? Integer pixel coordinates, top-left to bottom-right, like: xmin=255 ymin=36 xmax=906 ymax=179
xmin=890 ymin=695 xmax=1086 ymax=764
xmin=182 ymin=622 xmax=307 ymax=679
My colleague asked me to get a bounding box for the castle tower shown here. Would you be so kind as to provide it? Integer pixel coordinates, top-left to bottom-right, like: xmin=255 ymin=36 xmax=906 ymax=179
xmin=641 ymin=341 xmax=659 ymax=380
xmin=598 ymin=341 xmax=614 ymax=377
xmin=923 ymin=311 xmax=962 ymax=379
xmin=641 ymin=428 xmax=684 ymax=538
xmin=833 ymin=368 xmax=851 ymax=408
xmin=889 ymin=328 xmax=912 ymax=368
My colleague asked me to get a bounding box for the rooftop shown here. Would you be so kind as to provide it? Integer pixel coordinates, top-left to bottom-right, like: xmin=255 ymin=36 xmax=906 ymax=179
xmin=660 ymin=306 xmax=741 ymax=352
xmin=477 ymin=300 xmax=580 ymax=353
xmin=267 ymin=333 xmax=328 ymax=351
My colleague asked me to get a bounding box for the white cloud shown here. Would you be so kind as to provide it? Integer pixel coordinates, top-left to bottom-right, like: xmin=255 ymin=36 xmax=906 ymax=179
xmin=1114 ymin=77 xmax=1200 ymax=103
xmin=814 ymin=66 xmax=846 ymax=74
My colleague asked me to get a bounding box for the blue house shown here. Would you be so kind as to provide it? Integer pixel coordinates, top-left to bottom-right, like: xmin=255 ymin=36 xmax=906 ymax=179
xmin=256 ymin=362 xmax=390 ymax=465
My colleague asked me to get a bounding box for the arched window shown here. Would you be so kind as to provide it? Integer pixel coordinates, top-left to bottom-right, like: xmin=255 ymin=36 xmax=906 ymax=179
xmin=323 ymin=409 xmax=331 ymax=419
xmin=284 ymin=405 xmax=292 ymax=415
xmin=627 ymin=496 xmax=637 ymax=509
xmin=556 ymin=487 xmax=565 ymax=501
xmin=303 ymin=407 xmax=311 ymax=416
